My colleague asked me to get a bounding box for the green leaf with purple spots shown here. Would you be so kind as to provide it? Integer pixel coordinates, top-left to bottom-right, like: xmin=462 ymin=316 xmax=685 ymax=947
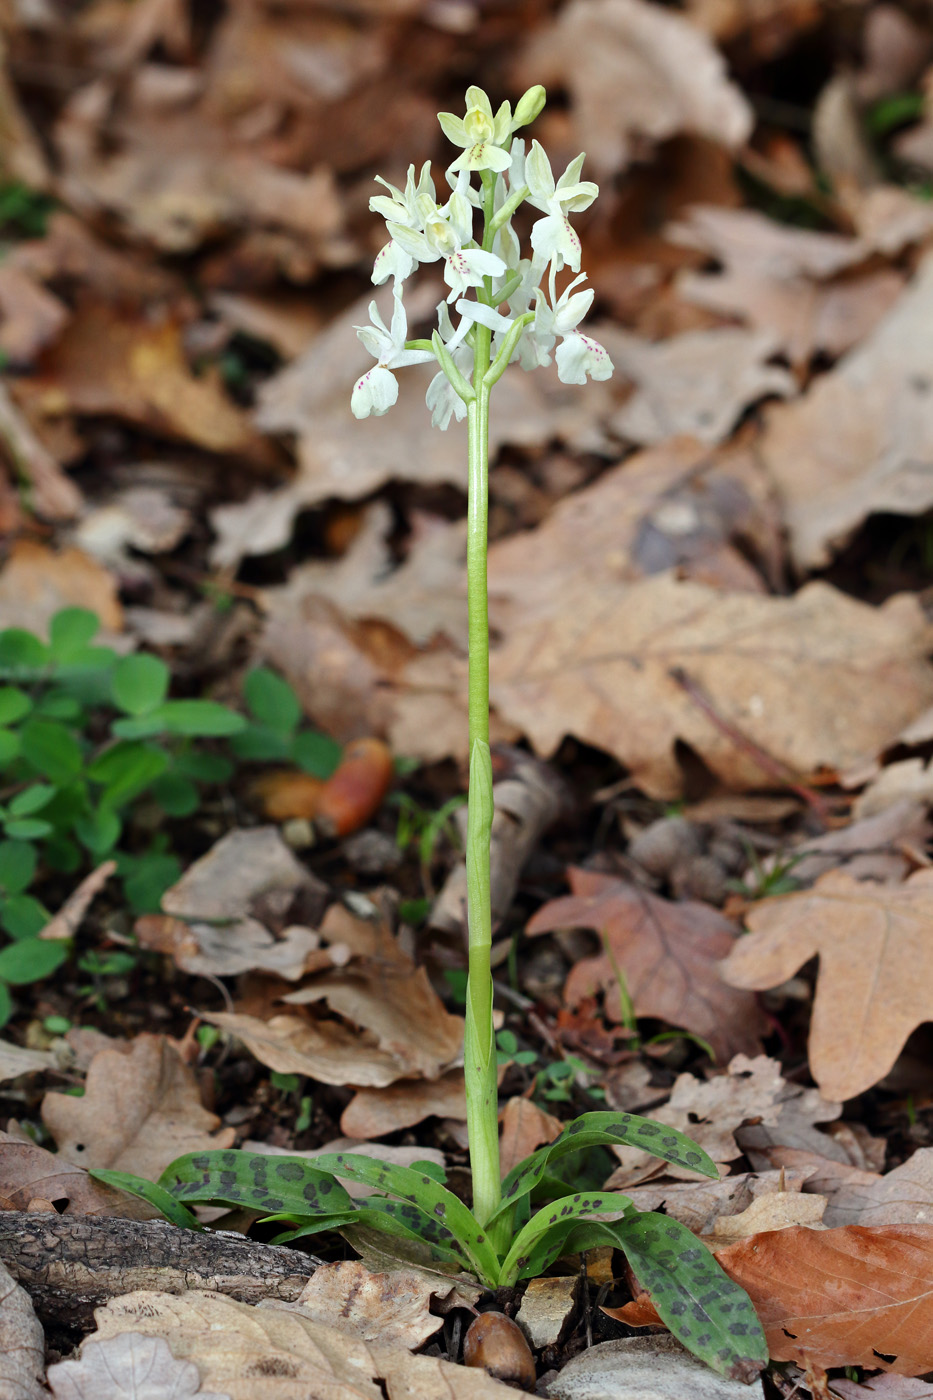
xmin=491 ymin=1111 xmax=716 ymax=1227
xmin=310 ymin=1152 xmax=500 ymax=1284
xmin=88 ymin=1168 xmax=203 ymax=1230
xmin=517 ymin=1217 xmax=637 ymax=1282
xmin=498 ymin=1190 xmax=632 ymax=1286
xmin=158 ymin=1150 xmax=354 ymax=1217
xmin=615 ymin=1212 xmax=768 ymax=1382
xmin=272 ymin=1199 xmax=475 ymax=1272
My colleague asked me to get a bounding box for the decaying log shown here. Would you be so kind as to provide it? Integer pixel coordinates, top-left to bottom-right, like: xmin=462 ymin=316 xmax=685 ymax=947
xmin=0 ymin=1212 xmax=317 ymax=1332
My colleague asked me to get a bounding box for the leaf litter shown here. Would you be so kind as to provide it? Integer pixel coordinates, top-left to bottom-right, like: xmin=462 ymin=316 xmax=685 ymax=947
xmin=8 ymin=0 xmax=933 ymax=1392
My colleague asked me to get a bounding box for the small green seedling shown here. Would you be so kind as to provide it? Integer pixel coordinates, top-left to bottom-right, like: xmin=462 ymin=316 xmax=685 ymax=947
xmin=728 ymin=842 xmax=804 ymax=900
xmin=94 ymin=1111 xmax=766 ymax=1381
xmin=495 ymin=1030 xmax=606 ymax=1105
xmin=0 ymin=614 xmax=334 ymax=1021
xmin=232 ymin=667 xmax=341 ymax=777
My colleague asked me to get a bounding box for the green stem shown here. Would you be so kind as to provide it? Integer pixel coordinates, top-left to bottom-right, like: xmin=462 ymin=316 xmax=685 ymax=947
xmin=463 ymin=233 xmax=500 ymax=1229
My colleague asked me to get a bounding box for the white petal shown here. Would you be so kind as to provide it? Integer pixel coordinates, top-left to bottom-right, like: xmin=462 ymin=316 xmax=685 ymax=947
xmin=426 ymin=370 xmax=468 ymax=430
xmin=388 ymin=287 xmax=408 ymax=349
xmin=553 ymin=288 xmax=594 ymax=335
xmin=351 ymin=365 xmax=399 ymax=418
xmin=525 ymin=140 xmax=555 ymax=206
xmin=389 ymin=347 xmax=437 ymax=369
xmin=554 ymin=179 xmax=598 ymax=214
xmin=556 ymin=334 xmax=613 ymax=385
xmin=466 ymin=85 xmax=494 ymax=119
xmin=438 ymin=111 xmax=469 ymax=147
xmin=530 ymin=213 xmax=581 ymax=272
xmin=387 ymin=222 xmax=435 ymax=262
xmin=372 ymin=241 xmax=415 ymax=286
xmin=355 ymin=323 xmax=391 ymax=359
xmin=454 ymin=298 xmax=514 ymax=334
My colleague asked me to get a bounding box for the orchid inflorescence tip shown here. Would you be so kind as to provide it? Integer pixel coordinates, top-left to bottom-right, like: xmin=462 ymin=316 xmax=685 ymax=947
xmin=350 ymin=84 xmax=613 ymax=425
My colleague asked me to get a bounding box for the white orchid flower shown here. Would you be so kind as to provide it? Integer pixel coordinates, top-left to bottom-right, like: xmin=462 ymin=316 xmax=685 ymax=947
xmin=388 ymin=178 xmax=506 ymax=301
xmin=369 ymin=161 xmax=436 ymax=227
xmin=524 ymin=141 xmax=598 ymax=272
xmin=351 ymin=290 xmax=435 ymax=419
xmin=438 ymin=85 xmax=512 ymax=175
xmin=527 ymin=274 xmax=614 ymax=384
xmin=369 ymin=162 xmax=437 ymax=285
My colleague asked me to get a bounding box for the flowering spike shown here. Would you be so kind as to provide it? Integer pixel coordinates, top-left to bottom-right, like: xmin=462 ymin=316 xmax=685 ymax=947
xmin=350 ymin=84 xmax=612 ymax=423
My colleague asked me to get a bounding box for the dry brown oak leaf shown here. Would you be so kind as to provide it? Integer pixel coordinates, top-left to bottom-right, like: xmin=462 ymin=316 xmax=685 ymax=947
xmin=722 ymin=867 xmax=933 ymax=1102
xmin=490 ymin=574 xmax=933 ymax=800
xmin=47 ymin=1333 xmax=230 ymax=1400
xmin=527 ymin=869 xmax=767 ymax=1062
xmin=89 ymin=1288 xmax=523 ymax=1400
xmin=41 ymin=1033 xmax=234 ymax=1179
xmin=0 ymin=1130 xmax=158 ymax=1218
xmin=202 ymin=902 xmax=464 ymax=1090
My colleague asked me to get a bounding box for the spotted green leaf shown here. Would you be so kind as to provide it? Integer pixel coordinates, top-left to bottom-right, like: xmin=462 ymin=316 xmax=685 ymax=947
xmin=491 ymin=1112 xmax=716 ymax=1227
xmin=88 ymin=1168 xmax=203 ymax=1231
xmin=272 ymin=1199 xmax=474 ymax=1272
xmin=310 ymin=1151 xmax=500 ymax=1285
xmin=340 ymin=1221 xmax=480 ymax=1280
xmin=518 ymin=1217 xmax=634 ymax=1283
xmin=498 ymin=1190 xmax=631 ymax=1286
xmin=159 ymin=1150 xmax=354 ymax=1218
xmin=615 ymin=1212 xmax=768 ymax=1383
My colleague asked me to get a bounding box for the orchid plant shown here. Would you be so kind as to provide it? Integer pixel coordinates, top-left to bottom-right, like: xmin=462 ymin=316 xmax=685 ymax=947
xmin=350 ymin=83 xmax=613 ymax=1240
xmin=97 ymin=89 xmax=768 ymax=1384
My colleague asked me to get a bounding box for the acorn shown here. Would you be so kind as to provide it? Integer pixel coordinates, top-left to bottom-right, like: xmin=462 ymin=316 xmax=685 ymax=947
xmin=463 ymin=1312 xmax=536 ymax=1391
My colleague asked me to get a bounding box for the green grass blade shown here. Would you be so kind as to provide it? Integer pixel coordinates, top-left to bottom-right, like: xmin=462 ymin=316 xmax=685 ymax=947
xmin=158 ymin=1150 xmax=354 ymax=1217
xmin=88 ymin=1168 xmax=203 ymax=1231
xmin=499 ymin=1190 xmax=631 ymax=1286
xmin=615 ymin=1212 xmax=768 ymax=1382
xmin=310 ymin=1151 xmax=500 ymax=1284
